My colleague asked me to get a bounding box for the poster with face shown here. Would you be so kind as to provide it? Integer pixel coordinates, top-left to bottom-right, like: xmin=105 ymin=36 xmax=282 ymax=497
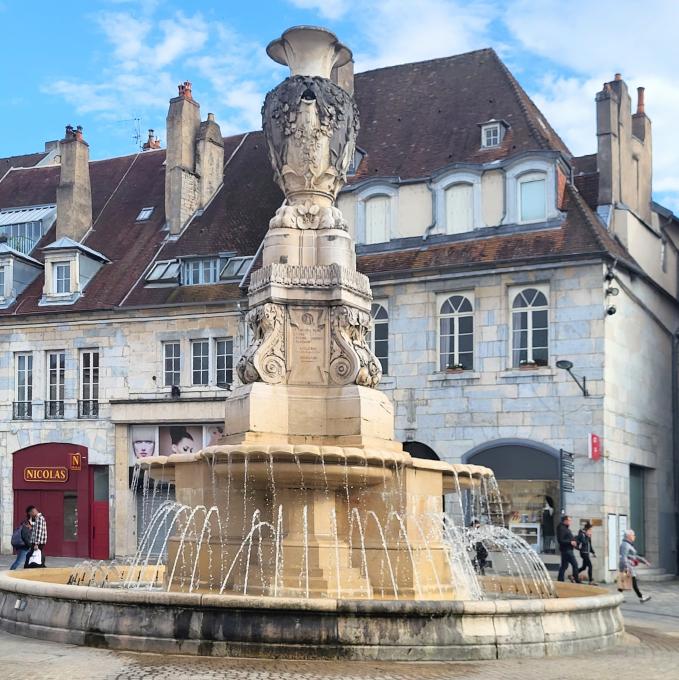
xmin=158 ymin=425 xmax=204 ymax=456
xmin=129 ymin=424 xmax=225 ymax=465
xmin=130 ymin=426 xmax=156 ymax=461
xmin=206 ymin=424 xmax=224 ymax=446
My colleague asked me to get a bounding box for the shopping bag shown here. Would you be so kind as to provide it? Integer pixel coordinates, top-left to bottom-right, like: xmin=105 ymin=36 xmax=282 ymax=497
xmin=28 ymin=548 xmax=42 ymax=567
xmin=616 ymin=570 xmax=632 ymax=591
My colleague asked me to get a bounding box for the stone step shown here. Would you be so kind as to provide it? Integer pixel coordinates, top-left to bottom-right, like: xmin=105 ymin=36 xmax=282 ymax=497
xmin=637 ymin=570 xmax=676 ymax=582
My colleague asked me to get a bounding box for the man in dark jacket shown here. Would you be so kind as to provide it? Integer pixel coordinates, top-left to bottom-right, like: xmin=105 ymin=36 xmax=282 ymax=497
xmin=557 ymin=515 xmax=580 ymax=583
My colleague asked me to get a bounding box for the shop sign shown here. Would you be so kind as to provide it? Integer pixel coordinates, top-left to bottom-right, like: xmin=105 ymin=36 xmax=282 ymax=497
xmin=560 ymin=450 xmax=575 ymax=493
xmin=24 ymin=466 xmax=69 ymax=483
xmin=588 ymin=433 xmax=601 ymax=461
xmin=70 ymin=452 xmax=82 ymax=470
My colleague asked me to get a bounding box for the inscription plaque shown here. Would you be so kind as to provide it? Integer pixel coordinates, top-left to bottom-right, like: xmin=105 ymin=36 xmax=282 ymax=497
xmin=288 ymin=308 xmax=327 ymax=384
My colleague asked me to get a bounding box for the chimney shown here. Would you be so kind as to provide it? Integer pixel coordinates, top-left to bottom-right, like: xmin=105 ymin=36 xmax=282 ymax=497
xmin=142 ymin=129 xmax=161 ymax=151
xmin=165 ymin=81 xmax=201 ymax=234
xmin=56 ymin=124 xmax=92 ymax=241
xmin=196 ymin=113 xmax=224 ymax=206
xmin=636 ymin=87 xmax=645 ymax=115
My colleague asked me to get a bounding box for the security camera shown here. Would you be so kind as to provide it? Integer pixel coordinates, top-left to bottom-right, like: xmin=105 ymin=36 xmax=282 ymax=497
xmin=606 ymin=305 xmax=617 ymax=316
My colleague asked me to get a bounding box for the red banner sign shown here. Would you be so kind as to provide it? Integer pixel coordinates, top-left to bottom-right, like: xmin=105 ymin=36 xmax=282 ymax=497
xmin=588 ymin=433 xmax=601 ymax=461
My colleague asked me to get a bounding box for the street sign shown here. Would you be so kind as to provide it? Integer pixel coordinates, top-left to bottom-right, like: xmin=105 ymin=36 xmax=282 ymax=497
xmin=560 ymin=449 xmax=575 ymax=493
xmin=588 ymin=433 xmax=602 ymax=461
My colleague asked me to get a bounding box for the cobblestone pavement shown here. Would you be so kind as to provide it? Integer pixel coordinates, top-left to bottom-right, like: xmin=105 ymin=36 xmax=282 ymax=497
xmin=0 ymin=580 xmax=677 ymax=680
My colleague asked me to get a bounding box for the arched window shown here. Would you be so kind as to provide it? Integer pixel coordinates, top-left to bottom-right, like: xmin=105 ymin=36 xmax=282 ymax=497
xmin=445 ymin=183 xmax=474 ymax=234
xmin=367 ymin=302 xmax=389 ymax=374
xmin=511 ymin=288 xmax=548 ymax=367
xmin=518 ymin=172 xmax=547 ymax=223
xmin=364 ymin=195 xmax=391 ymax=244
xmin=439 ymin=295 xmax=474 ymax=370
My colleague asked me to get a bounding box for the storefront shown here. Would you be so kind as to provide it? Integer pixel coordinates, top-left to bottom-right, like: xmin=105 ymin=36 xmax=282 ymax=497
xmin=464 ymin=439 xmax=560 ymax=553
xmin=12 ymin=443 xmax=109 ymax=559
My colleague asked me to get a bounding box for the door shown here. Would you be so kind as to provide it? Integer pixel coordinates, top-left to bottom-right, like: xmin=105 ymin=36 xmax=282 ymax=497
xmin=14 ymin=489 xmax=79 ymax=558
xmin=629 ymin=465 xmax=646 ymax=554
xmin=90 ymin=466 xmax=110 ymax=559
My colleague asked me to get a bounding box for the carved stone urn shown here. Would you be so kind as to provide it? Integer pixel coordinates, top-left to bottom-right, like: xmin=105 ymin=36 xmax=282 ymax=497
xmin=262 ymin=26 xmax=359 ymax=230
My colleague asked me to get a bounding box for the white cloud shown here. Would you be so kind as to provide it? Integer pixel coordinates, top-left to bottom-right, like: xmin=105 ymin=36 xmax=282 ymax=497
xmin=503 ymin=0 xmax=679 ymax=206
xmin=351 ymin=0 xmax=497 ymax=71
xmin=288 ymin=0 xmax=348 ymax=20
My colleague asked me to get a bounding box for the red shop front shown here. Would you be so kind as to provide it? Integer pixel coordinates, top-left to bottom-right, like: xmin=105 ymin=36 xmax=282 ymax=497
xmin=12 ymin=443 xmax=109 ymax=559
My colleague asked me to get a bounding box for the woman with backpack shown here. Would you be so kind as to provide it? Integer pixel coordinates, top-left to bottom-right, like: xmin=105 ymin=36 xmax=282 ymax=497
xmin=9 ymin=512 xmax=32 ymax=570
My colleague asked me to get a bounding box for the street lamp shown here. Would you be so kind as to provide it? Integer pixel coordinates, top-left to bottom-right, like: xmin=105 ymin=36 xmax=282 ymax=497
xmin=556 ymin=359 xmax=589 ymax=397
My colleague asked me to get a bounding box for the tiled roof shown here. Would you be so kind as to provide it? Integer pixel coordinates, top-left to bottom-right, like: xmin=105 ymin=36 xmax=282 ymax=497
xmin=0 ymin=152 xmax=47 ymax=175
xmin=573 ymin=154 xmax=599 ymax=210
xmin=0 ymin=49 xmax=626 ymax=317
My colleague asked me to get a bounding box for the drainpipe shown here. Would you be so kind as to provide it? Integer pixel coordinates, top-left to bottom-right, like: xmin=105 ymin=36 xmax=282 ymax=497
xmin=673 ymin=330 xmax=679 ymax=574
xmin=422 ymin=179 xmax=437 ymax=240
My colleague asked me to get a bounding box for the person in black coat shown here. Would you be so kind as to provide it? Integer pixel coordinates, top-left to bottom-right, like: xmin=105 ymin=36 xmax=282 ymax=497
xmin=577 ymin=522 xmax=597 ymax=584
xmin=557 ymin=515 xmax=581 ymax=583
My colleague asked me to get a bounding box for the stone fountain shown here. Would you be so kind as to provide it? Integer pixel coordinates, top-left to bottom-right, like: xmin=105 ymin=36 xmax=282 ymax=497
xmin=0 ymin=26 xmax=624 ymax=659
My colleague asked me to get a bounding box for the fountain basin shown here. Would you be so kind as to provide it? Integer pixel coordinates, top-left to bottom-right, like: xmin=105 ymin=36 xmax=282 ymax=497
xmin=0 ymin=570 xmax=623 ymax=660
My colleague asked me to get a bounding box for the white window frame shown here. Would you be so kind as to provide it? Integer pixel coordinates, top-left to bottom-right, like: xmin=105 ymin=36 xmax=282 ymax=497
xmin=367 ymin=301 xmax=389 ymax=376
xmin=505 ymin=157 xmax=559 ymax=225
xmin=518 ymin=172 xmax=548 ymax=224
xmin=80 ymin=349 xmax=99 ymax=402
xmin=437 ymin=292 xmax=475 ymax=371
xmin=46 ymin=350 xmax=66 ymax=405
xmin=15 ymin=352 xmax=33 ymax=404
xmin=191 ymin=339 xmax=210 ymax=386
xmin=163 ymin=341 xmax=181 ymax=387
xmin=215 ymin=337 xmax=234 ymax=387
xmin=53 ymin=261 xmax=71 ymax=294
xmin=354 ymin=184 xmax=399 ymax=245
xmin=433 ymin=170 xmax=483 ymax=233
xmin=0 ymin=265 xmax=5 ymax=299
xmin=182 ymin=258 xmax=219 ymax=286
xmin=481 ymin=122 xmax=502 ymax=148
xmin=509 ymin=284 xmax=550 ymax=368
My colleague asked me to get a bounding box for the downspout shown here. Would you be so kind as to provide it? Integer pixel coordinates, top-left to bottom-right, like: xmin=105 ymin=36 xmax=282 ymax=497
xmin=422 ymin=179 xmax=437 ymax=240
xmin=673 ymin=330 xmax=679 ymax=574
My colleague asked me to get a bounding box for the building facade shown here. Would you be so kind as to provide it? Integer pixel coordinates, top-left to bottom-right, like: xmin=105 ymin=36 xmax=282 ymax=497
xmin=0 ymin=50 xmax=677 ymax=581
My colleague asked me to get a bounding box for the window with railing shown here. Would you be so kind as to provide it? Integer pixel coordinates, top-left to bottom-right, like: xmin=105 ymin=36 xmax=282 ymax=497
xmin=14 ymin=353 xmax=33 ymax=420
xmin=79 ymin=350 xmax=99 ymax=418
xmin=0 ymin=221 xmax=42 ymax=255
xmin=46 ymin=351 xmax=65 ymax=419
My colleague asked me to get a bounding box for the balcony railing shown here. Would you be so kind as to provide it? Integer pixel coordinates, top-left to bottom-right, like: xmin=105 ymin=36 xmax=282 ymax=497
xmin=78 ymin=399 xmax=99 ymax=419
xmin=45 ymin=400 xmax=65 ymax=419
xmin=0 ymin=234 xmax=39 ymax=255
xmin=13 ymin=401 xmax=32 ymax=420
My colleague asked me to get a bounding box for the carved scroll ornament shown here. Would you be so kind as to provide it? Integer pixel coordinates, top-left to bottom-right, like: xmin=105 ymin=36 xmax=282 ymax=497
xmin=329 ymin=305 xmax=382 ymax=388
xmin=237 ymin=303 xmax=287 ymax=384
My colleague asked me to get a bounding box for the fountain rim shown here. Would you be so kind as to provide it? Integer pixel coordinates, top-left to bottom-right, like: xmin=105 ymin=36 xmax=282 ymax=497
xmin=0 ymin=570 xmax=622 ymax=615
xmin=266 ymin=25 xmax=353 ymax=72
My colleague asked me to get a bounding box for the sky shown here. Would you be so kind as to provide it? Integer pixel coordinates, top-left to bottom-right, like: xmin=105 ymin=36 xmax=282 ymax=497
xmin=2 ymin=0 xmax=678 ymax=211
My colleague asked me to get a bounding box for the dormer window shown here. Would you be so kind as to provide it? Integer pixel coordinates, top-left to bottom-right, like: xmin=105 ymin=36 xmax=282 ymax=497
xmin=348 ymin=147 xmax=366 ymax=176
xmin=0 ymin=265 xmax=5 ymax=299
xmin=0 ymin=243 xmax=43 ymax=308
xmin=519 ymin=172 xmax=547 ymax=223
xmin=54 ymin=261 xmax=71 ymax=294
xmin=136 ymin=207 xmax=154 ymax=222
xmin=479 ymin=120 xmax=507 ymax=148
xmin=39 ymin=237 xmax=108 ymax=306
xmin=0 ymin=204 xmax=56 ymax=255
xmin=183 ymin=258 xmax=219 ymax=285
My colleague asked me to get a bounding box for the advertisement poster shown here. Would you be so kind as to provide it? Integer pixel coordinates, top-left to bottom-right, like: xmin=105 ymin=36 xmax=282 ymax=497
xmin=130 ymin=424 xmax=223 ymax=464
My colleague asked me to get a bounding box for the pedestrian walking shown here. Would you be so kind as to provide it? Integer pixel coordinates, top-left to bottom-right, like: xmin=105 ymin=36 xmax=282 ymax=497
xmin=577 ymin=522 xmax=597 ymax=584
xmin=471 ymin=520 xmax=489 ymax=576
xmin=618 ymin=528 xmax=651 ymax=602
xmin=9 ymin=512 xmax=33 ymax=570
xmin=25 ymin=505 xmax=47 ymax=568
xmin=556 ymin=515 xmax=580 ymax=583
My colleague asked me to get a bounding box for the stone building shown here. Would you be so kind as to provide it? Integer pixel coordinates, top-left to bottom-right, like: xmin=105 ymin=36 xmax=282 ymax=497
xmin=0 ymin=49 xmax=677 ymax=581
